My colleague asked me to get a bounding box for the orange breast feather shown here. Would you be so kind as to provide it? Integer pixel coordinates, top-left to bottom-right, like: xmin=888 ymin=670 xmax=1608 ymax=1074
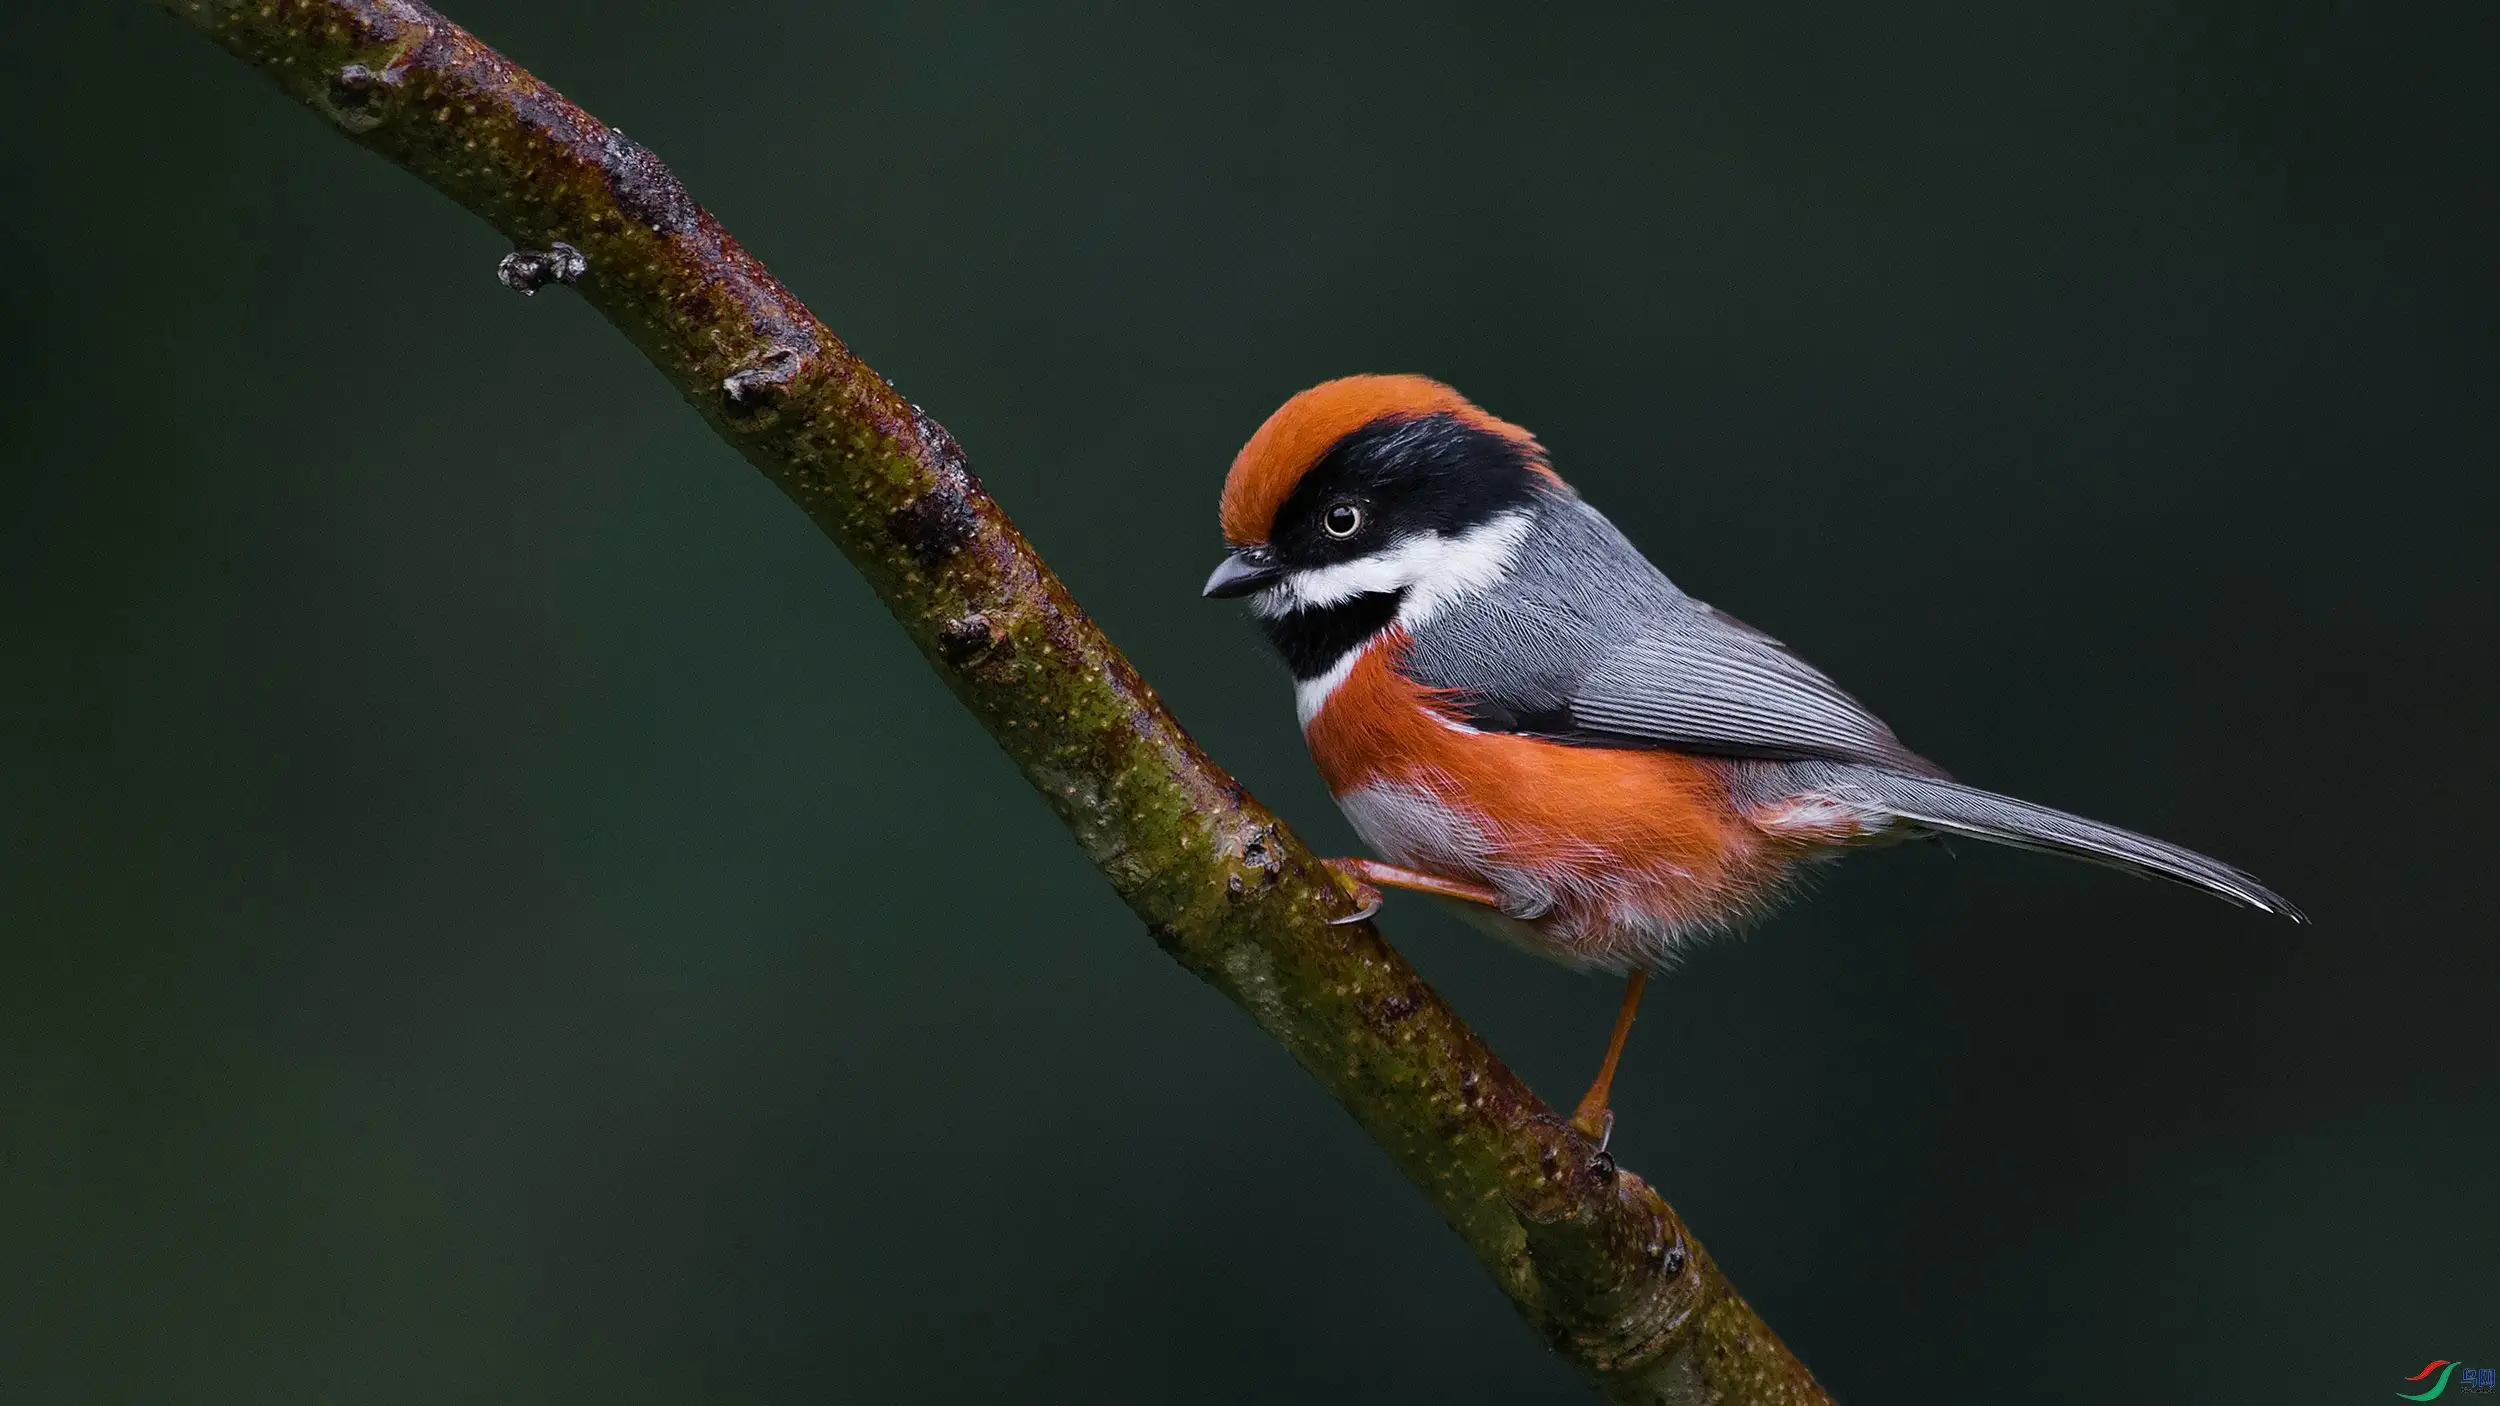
xmin=1304 ymin=635 xmax=1783 ymax=953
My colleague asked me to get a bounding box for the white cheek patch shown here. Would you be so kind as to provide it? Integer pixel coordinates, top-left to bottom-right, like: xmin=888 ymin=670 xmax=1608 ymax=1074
xmin=1399 ymin=511 xmax=1535 ymax=628
xmin=1249 ymin=511 xmax=1534 ymax=624
xmin=1249 ymin=554 xmax=1409 ymax=617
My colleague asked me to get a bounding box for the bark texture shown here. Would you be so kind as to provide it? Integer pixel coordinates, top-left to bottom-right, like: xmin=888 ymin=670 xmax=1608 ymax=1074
xmin=156 ymin=3 xmax=1834 ymax=1400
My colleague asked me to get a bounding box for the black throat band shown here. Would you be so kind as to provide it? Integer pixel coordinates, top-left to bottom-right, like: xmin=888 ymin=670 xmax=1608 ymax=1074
xmin=1260 ymin=589 xmax=1405 ymax=681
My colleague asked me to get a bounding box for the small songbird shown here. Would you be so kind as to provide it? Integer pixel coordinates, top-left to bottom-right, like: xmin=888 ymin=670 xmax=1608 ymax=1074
xmin=1204 ymin=375 xmax=2301 ymax=1142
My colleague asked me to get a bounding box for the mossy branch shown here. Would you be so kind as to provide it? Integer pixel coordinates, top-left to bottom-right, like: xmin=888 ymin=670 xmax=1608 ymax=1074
xmin=156 ymin=3 xmax=1833 ymax=1399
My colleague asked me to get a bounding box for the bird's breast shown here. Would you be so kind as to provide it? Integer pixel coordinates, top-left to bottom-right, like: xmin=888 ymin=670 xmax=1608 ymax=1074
xmin=1302 ymin=634 xmax=1799 ymax=968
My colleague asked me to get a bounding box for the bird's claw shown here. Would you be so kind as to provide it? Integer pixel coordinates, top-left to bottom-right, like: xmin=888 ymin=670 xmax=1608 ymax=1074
xmin=1323 ymin=860 xmax=1384 ymax=925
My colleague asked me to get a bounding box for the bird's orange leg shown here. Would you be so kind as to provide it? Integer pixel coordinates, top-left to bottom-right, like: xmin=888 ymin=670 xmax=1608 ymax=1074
xmin=1569 ymin=970 xmax=1650 ymax=1146
xmin=1323 ymin=857 xmax=1504 ymax=925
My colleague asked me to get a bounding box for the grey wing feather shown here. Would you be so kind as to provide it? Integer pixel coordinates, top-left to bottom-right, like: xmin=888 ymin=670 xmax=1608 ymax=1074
xmin=1568 ymin=604 xmax=1947 ymax=774
xmin=1404 ymin=493 xmax=1944 ymax=773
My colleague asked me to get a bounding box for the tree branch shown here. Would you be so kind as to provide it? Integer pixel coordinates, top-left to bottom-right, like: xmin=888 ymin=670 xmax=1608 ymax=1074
xmin=156 ymin=3 xmax=1833 ymax=1399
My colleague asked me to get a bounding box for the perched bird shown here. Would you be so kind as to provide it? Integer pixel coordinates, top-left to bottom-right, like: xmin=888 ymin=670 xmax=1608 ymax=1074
xmin=1204 ymin=375 xmax=2301 ymax=1142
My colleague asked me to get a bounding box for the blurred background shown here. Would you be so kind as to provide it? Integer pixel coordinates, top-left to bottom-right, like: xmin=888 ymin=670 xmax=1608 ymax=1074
xmin=4 ymin=2 xmax=2494 ymax=1401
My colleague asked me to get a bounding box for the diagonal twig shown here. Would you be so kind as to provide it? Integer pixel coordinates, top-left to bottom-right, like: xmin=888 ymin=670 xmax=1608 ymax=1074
xmin=155 ymin=3 xmax=1834 ymax=1399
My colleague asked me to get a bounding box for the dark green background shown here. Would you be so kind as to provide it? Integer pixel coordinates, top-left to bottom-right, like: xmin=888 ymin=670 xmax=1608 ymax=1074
xmin=5 ymin=3 xmax=2493 ymax=1401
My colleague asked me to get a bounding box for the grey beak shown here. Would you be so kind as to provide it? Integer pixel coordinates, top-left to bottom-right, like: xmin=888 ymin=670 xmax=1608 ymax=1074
xmin=1202 ymin=549 xmax=1282 ymax=599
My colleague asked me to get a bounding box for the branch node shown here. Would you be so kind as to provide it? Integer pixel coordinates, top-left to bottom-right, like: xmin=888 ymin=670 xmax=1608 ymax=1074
xmin=1223 ymin=822 xmax=1284 ymax=900
xmin=1519 ymin=1176 xmax=1711 ymax=1378
xmin=323 ymin=62 xmax=395 ymax=133
xmin=936 ymin=612 xmax=1006 ymax=668
xmin=721 ymin=345 xmax=804 ymax=407
xmin=496 ymin=242 xmax=586 ymax=295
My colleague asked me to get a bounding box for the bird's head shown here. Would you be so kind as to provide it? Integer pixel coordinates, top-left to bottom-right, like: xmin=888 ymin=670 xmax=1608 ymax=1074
xmin=1203 ymin=375 xmax=1561 ymax=622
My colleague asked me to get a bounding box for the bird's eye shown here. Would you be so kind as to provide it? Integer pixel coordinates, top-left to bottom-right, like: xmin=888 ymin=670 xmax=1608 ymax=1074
xmin=1323 ymin=502 xmax=1363 ymax=538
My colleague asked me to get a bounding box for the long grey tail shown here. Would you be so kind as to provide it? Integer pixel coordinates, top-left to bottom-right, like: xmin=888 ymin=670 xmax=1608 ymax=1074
xmin=1841 ymin=770 xmax=2306 ymax=922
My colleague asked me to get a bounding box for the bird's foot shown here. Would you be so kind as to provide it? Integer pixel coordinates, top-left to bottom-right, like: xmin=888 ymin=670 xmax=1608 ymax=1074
xmin=1568 ymin=1101 xmax=1615 ymax=1152
xmin=1566 ymin=970 xmax=1647 ymax=1152
xmin=1321 ymin=858 xmax=1503 ymax=925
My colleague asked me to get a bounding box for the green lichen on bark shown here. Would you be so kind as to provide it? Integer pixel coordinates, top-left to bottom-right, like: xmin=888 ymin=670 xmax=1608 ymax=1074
xmin=157 ymin=3 xmax=1834 ymax=1400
